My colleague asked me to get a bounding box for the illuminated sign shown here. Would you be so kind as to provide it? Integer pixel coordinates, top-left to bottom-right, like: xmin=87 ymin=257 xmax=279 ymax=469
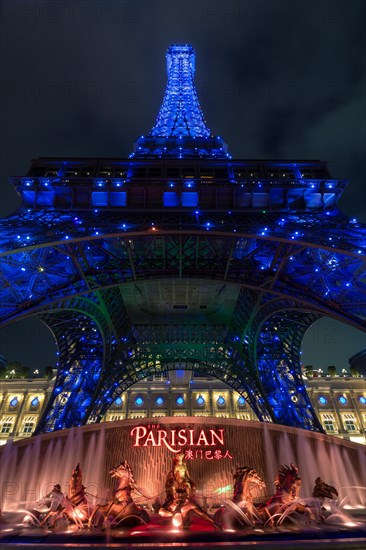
xmin=130 ymin=424 xmax=233 ymax=459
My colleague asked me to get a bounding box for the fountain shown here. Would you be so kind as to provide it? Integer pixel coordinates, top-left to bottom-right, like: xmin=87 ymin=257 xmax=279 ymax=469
xmin=0 ymin=418 xmax=365 ymax=547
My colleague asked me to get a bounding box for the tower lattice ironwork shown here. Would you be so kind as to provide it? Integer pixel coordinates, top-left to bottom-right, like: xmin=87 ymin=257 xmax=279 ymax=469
xmin=0 ymin=44 xmax=365 ymax=435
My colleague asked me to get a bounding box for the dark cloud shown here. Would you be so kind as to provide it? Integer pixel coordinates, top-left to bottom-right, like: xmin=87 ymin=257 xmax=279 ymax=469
xmin=0 ymin=0 xmax=365 ymax=369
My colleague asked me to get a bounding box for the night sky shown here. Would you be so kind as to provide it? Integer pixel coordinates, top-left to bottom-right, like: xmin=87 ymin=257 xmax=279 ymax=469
xmin=0 ymin=0 xmax=365 ymax=373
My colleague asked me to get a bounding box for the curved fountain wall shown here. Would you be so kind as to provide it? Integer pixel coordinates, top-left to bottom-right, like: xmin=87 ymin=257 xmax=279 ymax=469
xmin=0 ymin=418 xmax=365 ymax=511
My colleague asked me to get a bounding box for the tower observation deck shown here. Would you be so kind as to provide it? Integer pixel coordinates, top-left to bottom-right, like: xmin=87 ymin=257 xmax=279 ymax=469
xmin=0 ymin=45 xmax=365 ymax=435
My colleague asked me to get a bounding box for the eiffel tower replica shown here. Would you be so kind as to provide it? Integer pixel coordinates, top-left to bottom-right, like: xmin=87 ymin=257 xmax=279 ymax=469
xmin=0 ymin=45 xmax=364 ymax=434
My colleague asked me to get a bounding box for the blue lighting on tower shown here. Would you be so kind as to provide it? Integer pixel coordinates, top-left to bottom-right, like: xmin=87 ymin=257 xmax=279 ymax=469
xmin=132 ymin=44 xmax=228 ymax=158
xmin=151 ymin=45 xmax=209 ymax=139
xmin=0 ymin=43 xmax=365 ymax=438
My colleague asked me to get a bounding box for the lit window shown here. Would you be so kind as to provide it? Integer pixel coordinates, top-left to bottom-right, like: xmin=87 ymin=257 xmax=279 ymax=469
xmin=9 ymin=397 xmax=18 ymax=407
xmin=217 ymin=396 xmax=225 ymax=406
xmin=323 ymin=419 xmax=335 ymax=431
xmin=237 ymin=396 xmax=246 ymax=406
xmin=156 ymin=396 xmax=164 ymax=406
xmin=31 ymin=397 xmax=39 ymax=407
xmin=359 ymin=396 xmax=366 ymax=405
xmin=176 ymin=396 xmax=184 ymax=406
xmin=344 ymin=419 xmax=356 ymax=431
xmin=115 ymin=397 xmax=122 ymax=406
xmin=135 ymin=396 xmax=144 ymax=406
xmin=338 ymin=396 xmax=347 ymax=405
xmin=318 ymin=396 xmax=327 ymax=405
xmin=1 ymin=422 xmax=12 ymax=434
xmin=23 ymin=422 xmax=34 ymax=434
xmin=196 ymin=395 xmax=205 ymax=406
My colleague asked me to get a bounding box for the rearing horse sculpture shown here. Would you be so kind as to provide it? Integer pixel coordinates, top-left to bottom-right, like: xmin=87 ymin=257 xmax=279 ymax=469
xmin=312 ymin=477 xmax=338 ymax=504
xmin=266 ymin=463 xmax=315 ymax=524
xmin=88 ymin=461 xmax=149 ymax=529
xmin=62 ymin=463 xmax=89 ymax=526
xmin=214 ymin=466 xmax=272 ymax=528
xmin=312 ymin=477 xmax=338 ymax=521
xmin=38 ymin=464 xmax=89 ymax=528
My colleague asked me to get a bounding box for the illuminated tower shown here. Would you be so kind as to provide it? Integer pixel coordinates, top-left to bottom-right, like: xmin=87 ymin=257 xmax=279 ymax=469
xmin=0 ymin=44 xmax=365 ymax=434
xmin=133 ymin=44 xmax=228 ymax=158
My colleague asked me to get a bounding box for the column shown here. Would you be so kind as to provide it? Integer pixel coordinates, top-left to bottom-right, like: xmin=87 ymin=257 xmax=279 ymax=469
xmin=14 ymin=391 xmax=28 ymax=435
xmin=209 ymin=390 xmax=213 ymax=416
xmin=168 ymin=387 xmax=172 ymax=416
xmin=0 ymin=391 xmax=8 ymax=415
xmin=147 ymin=389 xmax=152 ymax=418
xmin=349 ymin=390 xmax=363 ymax=433
xmin=39 ymin=388 xmax=52 ymax=418
xmin=188 ymin=388 xmax=192 ymax=416
xmin=229 ymin=390 xmax=234 ymax=418
xmin=330 ymin=390 xmax=347 ymax=439
xmin=125 ymin=389 xmax=131 ymax=419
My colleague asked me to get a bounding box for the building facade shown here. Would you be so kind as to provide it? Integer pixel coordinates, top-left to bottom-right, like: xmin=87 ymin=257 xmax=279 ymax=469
xmin=1 ymin=371 xmax=365 ymax=446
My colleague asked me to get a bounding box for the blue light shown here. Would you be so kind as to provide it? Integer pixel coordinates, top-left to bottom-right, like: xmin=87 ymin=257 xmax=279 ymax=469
xmin=196 ymin=395 xmax=205 ymax=406
xmin=176 ymin=395 xmax=184 ymax=406
xmin=31 ymin=397 xmax=39 ymax=407
xmin=135 ymin=396 xmax=144 ymax=406
xmin=115 ymin=396 xmax=122 ymax=406
xmin=359 ymin=396 xmax=366 ymax=405
xmin=237 ymin=396 xmax=246 ymax=406
xmin=10 ymin=397 xmax=18 ymax=407
xmin=156 ymin=396 xmax=164 ymax=406
xmin=132 ymin=45 xmax=228 ymax=158
xmin=217 ymin=396 xmax=225 ymax=406
xmin=318 ymin=395 xmax=327 ymax=405
xmin=338 ymin=395 xmax=347 ymax=405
